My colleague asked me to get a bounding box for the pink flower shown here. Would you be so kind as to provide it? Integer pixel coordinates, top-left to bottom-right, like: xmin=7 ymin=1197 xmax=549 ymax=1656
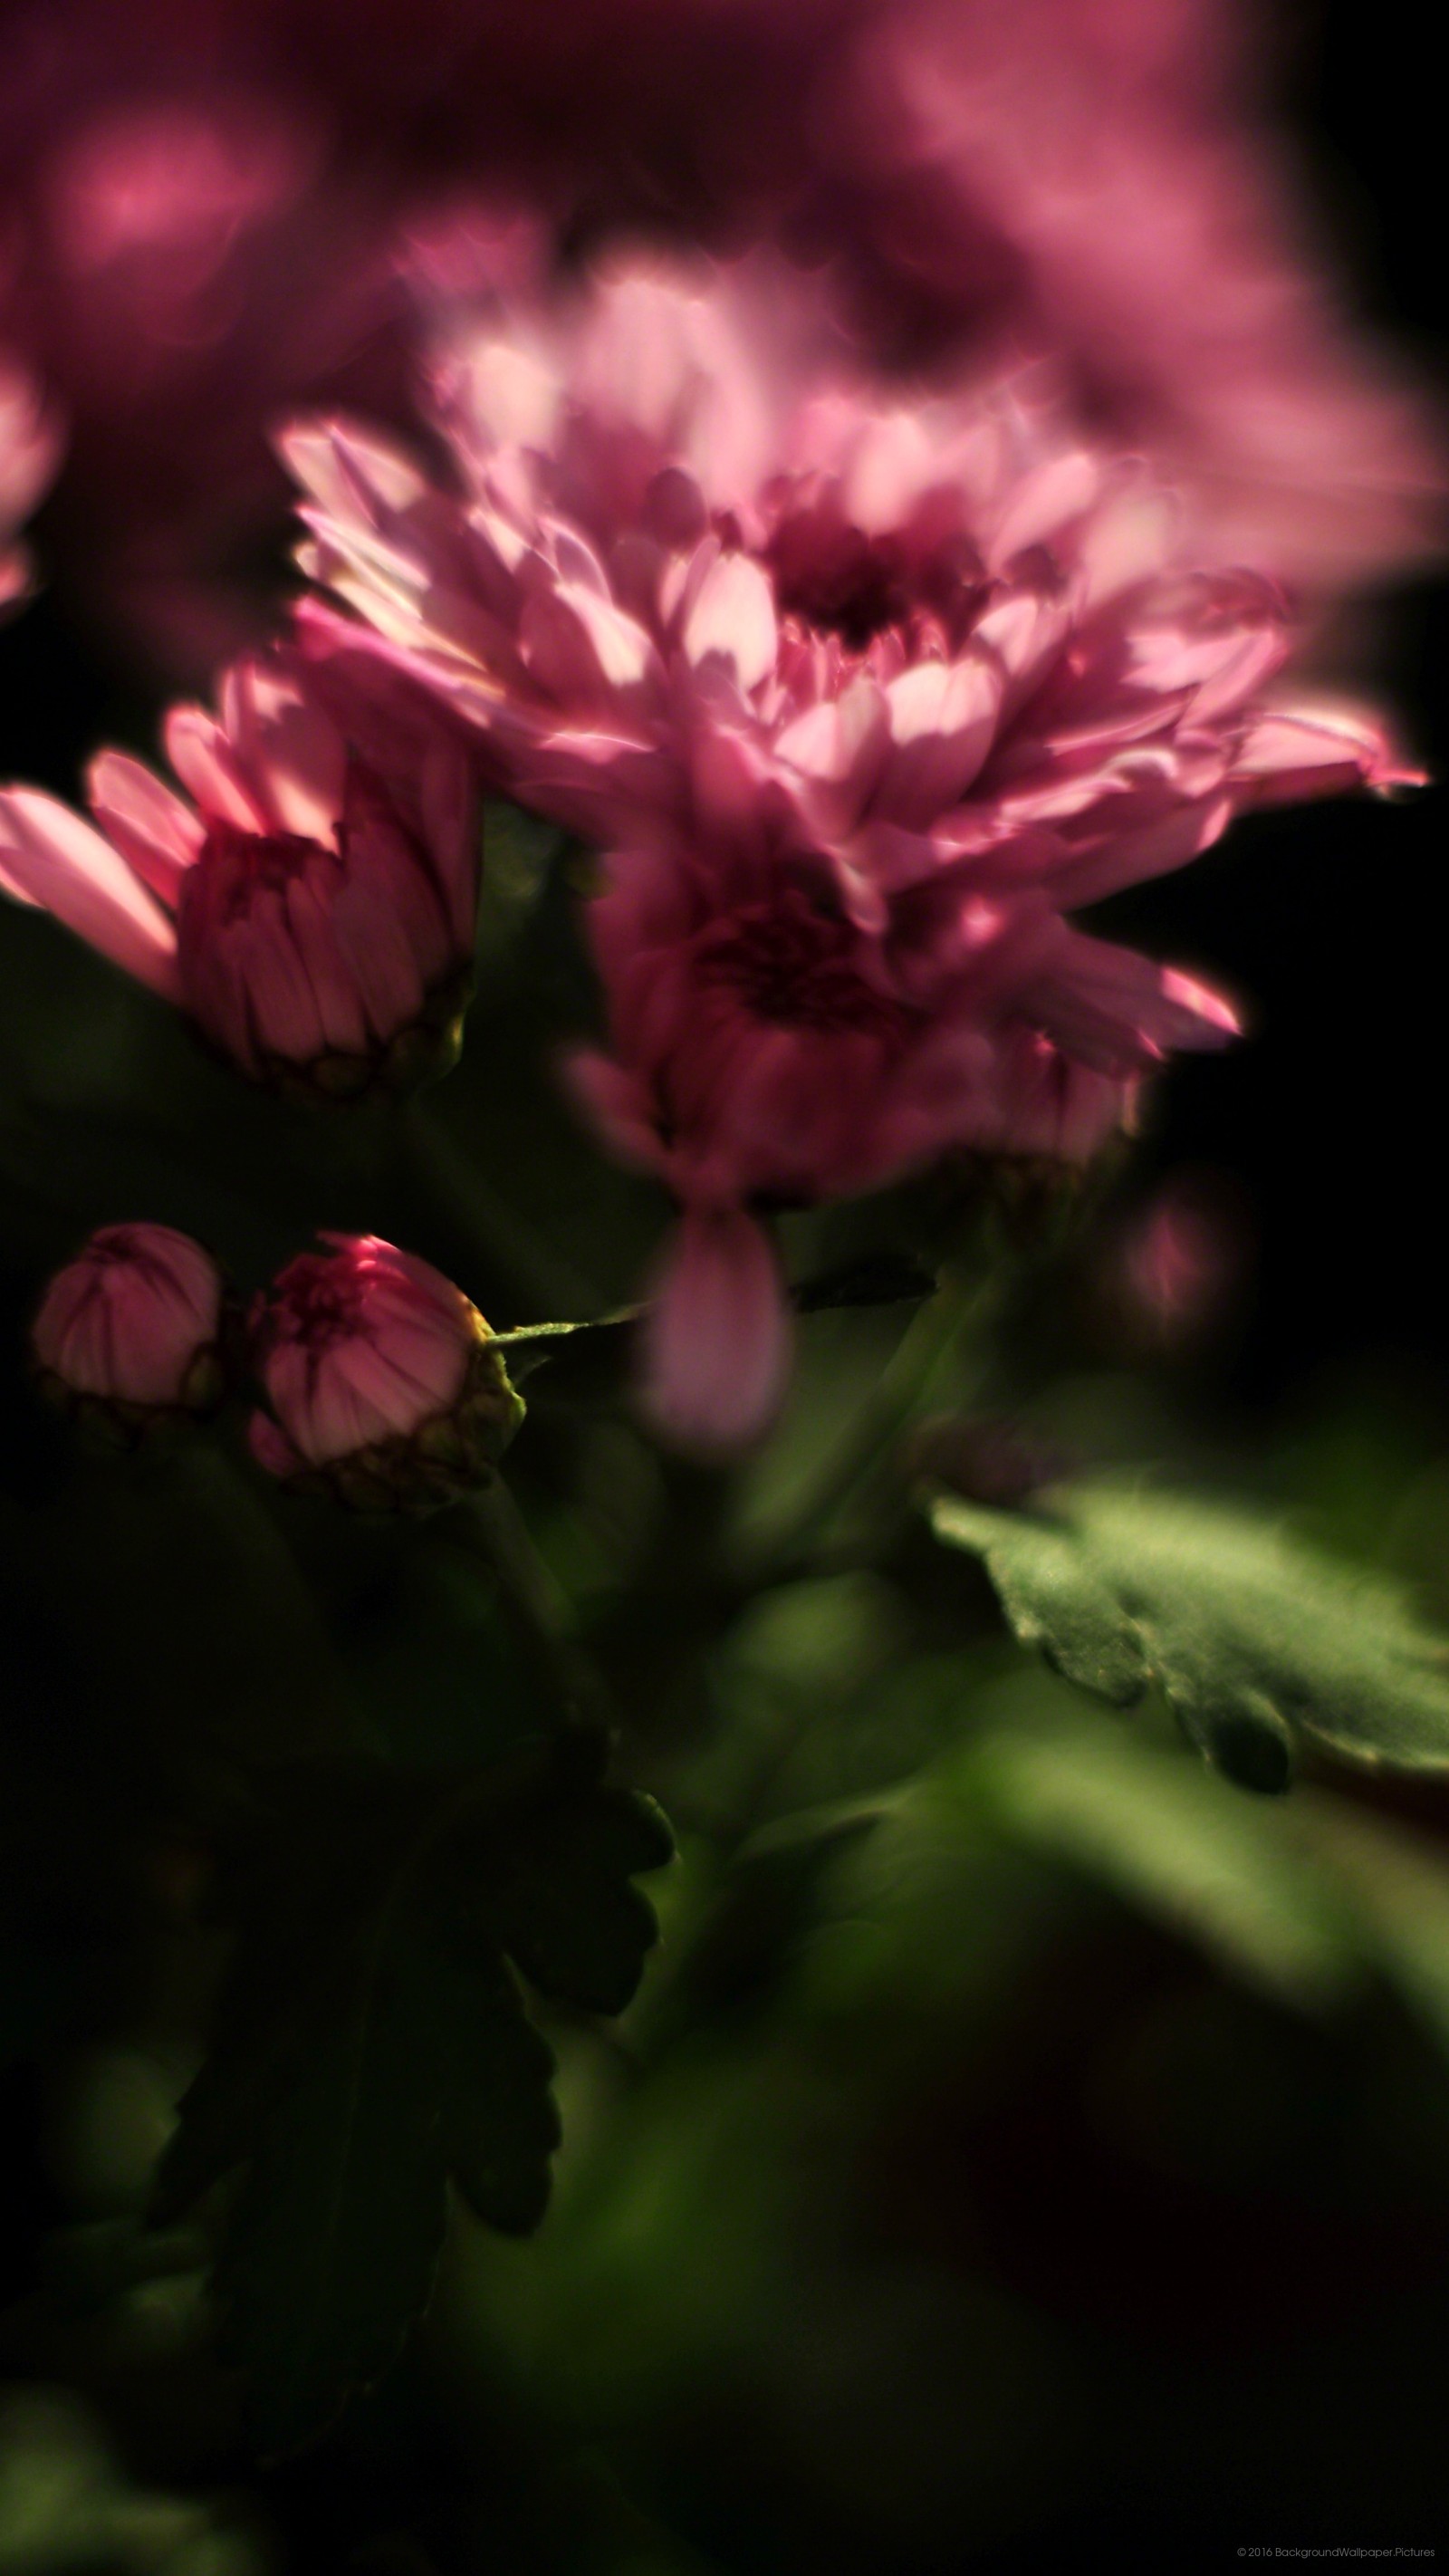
xmin=5 ymin=0 xmax=1437 ymax=678
xmin=285 ymin=255 xmax=1409 ymax=880
xmin=567 ymin=812 xmax=1231 ymax=1452
xmin=283 ymin=253 xmax=1413 ymax=1450
xmin=1 ymin=59 xmax=420 ymax=677
xmin=0 ymin=350 xmax=62 ymax=612
xmin=31 ymin=1222 xmax=226 ymax=1432
xmin=248 ymin=1233 xmax=524 ymax=1509
xmin=0 ymin=641 xmax=481 ymax=1097
xmin=811 ymin=0 xmax=1444 ymax=591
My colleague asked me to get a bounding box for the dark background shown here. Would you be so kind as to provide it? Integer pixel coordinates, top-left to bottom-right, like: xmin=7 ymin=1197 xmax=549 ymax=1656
xmin=4 ymin=8 xmax=1449 ymax=2573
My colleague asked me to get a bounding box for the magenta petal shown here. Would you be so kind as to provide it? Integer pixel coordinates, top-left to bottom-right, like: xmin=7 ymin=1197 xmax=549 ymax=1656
xmin=562 ymin=1048 xmax=667 ymax=1176
xmin=249 ymin=1409 xmax=303 ymax=1478
xmin=639 ymin=1206 xmax=793 ymax=1456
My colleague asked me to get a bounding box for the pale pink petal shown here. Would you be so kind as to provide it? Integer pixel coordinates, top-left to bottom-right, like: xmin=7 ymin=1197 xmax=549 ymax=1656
xmin=1023 ymin=928 xmax=1241 ymax=1074
xmin=520 ymin=580 xmax=660 ymax=705
xmin=989 ymin=451 xmax=1099 ymax=564
xmin=220 ymin=659 xmax=348 ymax=839
xmin=1232 ymin=699 xmax=1418 ymax=804
xmin=0 ymin=788 xmax=181 ymax=996
xmin=683 ymin=552 xmax=778 ymax=695
xmin=879 ymin=657 xmax=1002 ymax=824
xmin=278 ymin=417 xmax=430 ymax=533
xmin=164 ymin=707 xmax=270 ymax=832
xmin=85 ymin=752 xmax=203 ymax=908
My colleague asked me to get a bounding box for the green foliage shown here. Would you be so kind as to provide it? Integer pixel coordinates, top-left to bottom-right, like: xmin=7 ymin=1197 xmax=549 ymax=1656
xmin=153 ymin=1734 xmax=672 ymax=2457
xmin=969 ymin=1698 xmax=1360 ymax=2005
xmin=0 ymin=2387 xmax=264 ymax=2573
xmin=929 ymin=1479 xmax=1449 ymax=1791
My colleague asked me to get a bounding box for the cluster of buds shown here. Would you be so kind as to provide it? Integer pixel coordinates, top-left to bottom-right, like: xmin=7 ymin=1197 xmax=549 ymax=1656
xmin=29 ymin=1225 xmax=523 ymax=1508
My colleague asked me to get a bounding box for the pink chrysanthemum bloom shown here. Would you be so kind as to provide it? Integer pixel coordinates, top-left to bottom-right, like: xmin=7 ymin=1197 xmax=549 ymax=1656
xmin=248 ymin=1234 xmax=524 ymax=1511
xmin=282 ymin=255 xmax=1410 ymax=1449
xmin=1 ymin=351 xmax=62 ymax=613
xmin=31 ymin=1222 xmax=226 ymax=1437
xmin=566 ymin=815 xmax=1233 ymax=1452
xmin=284 ymin=255 xmax=1407 ymax=879
xmin=0 ymin=642 xmax=481 ymax=1099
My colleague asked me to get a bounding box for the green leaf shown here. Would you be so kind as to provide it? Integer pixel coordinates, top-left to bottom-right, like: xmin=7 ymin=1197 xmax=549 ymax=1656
xmin=154 ymin=1742 xmax=672 ymax=2456
xmin=1289 ymin=1795 xmax=1449 ymax=2055
xmin=930 ymin=1480 xmax=1449 ymax=1789
xmin=482 ymin=1785 xmax=675 ymax=2015
xmin=972 ymin=1706 xmax=1358 ymax=2007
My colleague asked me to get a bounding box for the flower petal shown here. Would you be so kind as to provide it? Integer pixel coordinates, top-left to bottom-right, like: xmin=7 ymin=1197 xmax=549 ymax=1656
xmin=0 ymin=787 xmax=181 ymax=995
xmin=639 ymin=1206 xmax=793 ymax=1456
xmin=85 ymin=751 xmax=203 ymax=908
xmin=683 ymin=552 xmax=778 ymax=695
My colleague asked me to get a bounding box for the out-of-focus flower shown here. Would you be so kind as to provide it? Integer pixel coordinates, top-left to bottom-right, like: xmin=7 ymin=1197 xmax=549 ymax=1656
xmin=3 ymin=0 xmax=1438 ymax=678
xmin=808 ymin=0 xmax=1444 ymax=591
xmin=372 ymin=0 xmax=1443 ymax=596
xmin=247 ymin=1233 xmax=523 ymax=1509
xmin=1108 ymin=1164 xmax=1248 ymax=1350
xmin=1 ymin=59 xmax=419 ymax=675
xmin=31 ymin=1222 xmax=226 ymax=1437
xmin=273 ymin=0 xmax=1448 ymax=593
xmin=0 ymin=350 xmax=61 ymax=611
xmin=0 ymin=642 xmax=481 ymax=1097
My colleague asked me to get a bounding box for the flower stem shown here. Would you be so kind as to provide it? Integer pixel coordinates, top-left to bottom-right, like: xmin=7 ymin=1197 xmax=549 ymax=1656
xmin=744 ymin=1254 xmax=1006 ymax=1576
xmin=458 ymin=1475 xmax=613 ymax=1741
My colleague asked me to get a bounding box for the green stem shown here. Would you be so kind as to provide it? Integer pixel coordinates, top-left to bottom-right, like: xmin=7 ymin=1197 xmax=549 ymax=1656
xmin=457 ymin=1476 xmax=613 ymax=1740
xmin=745 ymin=1256 xmax=1006 ymax=1575
xmin=490 ymin=1305 xmax=639 ymax=1351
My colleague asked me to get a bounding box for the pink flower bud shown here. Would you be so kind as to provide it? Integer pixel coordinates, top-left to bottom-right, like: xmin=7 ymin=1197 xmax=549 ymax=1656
xmin=247 ymin=1234 xmax=524 ymax=1511
xmin=0 ymin=644 xmax=481 ymax=1101
xmin=31 ymin=1223 xmax=226 ymax=1436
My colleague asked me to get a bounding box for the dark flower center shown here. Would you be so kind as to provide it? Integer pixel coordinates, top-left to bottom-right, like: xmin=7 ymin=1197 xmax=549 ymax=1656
xmin=197 ymin=822 xmax=341 ymax=927
xmin=695 ymin=887 xmax=910 ymax=1040
xmin=770 ymin=524 xmax=913 ymax=650
xmin=266 ymin=1251 xmax=369 ymax=1347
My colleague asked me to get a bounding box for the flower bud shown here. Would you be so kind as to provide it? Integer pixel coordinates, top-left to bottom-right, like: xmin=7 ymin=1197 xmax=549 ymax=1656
xmin=248 ymin=1233 xmax=523 ymax=1510
xmin=31 ymin=1223 xmax=226 ymax=1438
xmin=0 ymin=644 xmax=482 ymax=1104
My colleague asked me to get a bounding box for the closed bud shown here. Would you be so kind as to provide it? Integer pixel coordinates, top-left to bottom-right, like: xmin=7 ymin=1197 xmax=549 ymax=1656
xmin=31 ymin=1223 xmax=227 ymax=1440
xmin=0 ymin=643 xmax=481 ymax=1103
xmin=248 ymin=1233 xmax=523 ymax=1510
